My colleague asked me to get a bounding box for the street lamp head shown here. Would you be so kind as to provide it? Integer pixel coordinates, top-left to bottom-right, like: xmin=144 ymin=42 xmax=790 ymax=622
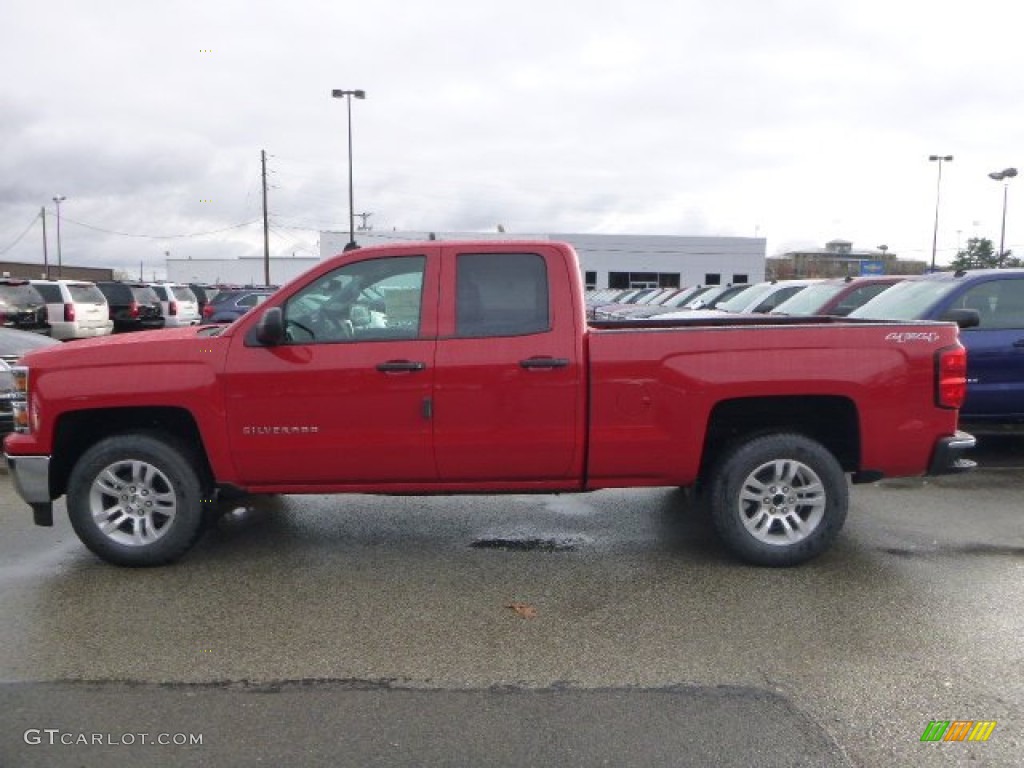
xmin=331 ymin=89 xmax=366 ymax=99
xmin=53 ymin=194 xmax=66 ymax=204
xmin=929 ymin=154 xmax=953 ymax=162
xmin=989 ymin=168 xmax=1018 ymax=181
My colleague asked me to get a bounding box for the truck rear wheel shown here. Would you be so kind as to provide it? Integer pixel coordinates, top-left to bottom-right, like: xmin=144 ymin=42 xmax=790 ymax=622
xmin=708 ymin=433 xmax=848 ymax=567
xmin=67 ymin=433 xmax=207 ymax=567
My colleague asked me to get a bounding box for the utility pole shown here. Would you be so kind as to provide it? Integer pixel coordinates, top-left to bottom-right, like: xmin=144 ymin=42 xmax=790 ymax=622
xmin=262 ymin=150 xmax=270 ymax=286
xmin=41 ymin=206 xmax=49 ymax=279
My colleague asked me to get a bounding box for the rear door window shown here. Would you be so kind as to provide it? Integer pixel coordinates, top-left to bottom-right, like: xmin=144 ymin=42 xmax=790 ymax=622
xmin=455 ymin=253 xmax=550 ymax=337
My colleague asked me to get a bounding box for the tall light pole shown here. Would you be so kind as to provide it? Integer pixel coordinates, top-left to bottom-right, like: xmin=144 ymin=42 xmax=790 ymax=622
xmin=928 ymin=155 xmax=953 ymax=272
xmin=52 ymin=195 xmax=66 ymax=278
xmin=331 ymin=89 xmax=366 ymax=251
xmin=988 ymin=167 xmax=1018 ymax=268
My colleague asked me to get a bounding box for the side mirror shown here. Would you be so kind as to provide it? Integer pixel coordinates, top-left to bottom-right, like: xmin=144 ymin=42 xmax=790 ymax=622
xmin=256 ymin=307 xmax=285 ymax=345
xmin=940 ymin=308 xmax=980 ymax=330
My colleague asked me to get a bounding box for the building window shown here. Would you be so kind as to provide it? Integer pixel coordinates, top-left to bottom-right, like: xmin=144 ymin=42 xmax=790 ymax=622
xmin=609 ymin=272 xmax=629 ymax=289
xmin=584 ymin=271 xmax=597 ymax=290
xmin=658 ymin=273 xmax=681 ymax=288
xmin=732 ymin=274 xmax=748 ymax=284
xmin=705 ymin=273 xmax=722 ymax=285
xmin=609 ymin=271 xmax=679 ymax=289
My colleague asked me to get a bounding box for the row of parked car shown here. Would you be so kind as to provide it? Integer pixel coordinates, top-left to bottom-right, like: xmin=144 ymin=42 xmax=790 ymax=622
xmin=0 ymin=279 xmax=280 ymax=340
xmin=587 ymin=274 xmax=907 ymax=321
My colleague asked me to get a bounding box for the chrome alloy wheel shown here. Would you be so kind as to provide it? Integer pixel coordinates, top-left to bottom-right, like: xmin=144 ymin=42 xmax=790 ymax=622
xmin=737 ymin=459 xmax=827 ymax=546
xmin=88 ymin=460 xmax=178 ymax=547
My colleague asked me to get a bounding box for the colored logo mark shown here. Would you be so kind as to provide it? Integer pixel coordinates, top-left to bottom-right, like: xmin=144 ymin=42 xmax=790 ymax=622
xmin=920 ymin=720 xmax=997 ymax=742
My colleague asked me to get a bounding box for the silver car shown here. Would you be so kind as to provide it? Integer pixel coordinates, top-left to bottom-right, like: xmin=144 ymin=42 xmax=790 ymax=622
xmin=148 ymin=283 xmax=201 ymax=327
xmin=30 ymin=279 xmax=114 ymax=340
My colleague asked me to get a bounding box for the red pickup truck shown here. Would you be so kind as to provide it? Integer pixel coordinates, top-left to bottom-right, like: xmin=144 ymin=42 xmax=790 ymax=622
xmin=4 ymin=240 xmax=975 ymax=568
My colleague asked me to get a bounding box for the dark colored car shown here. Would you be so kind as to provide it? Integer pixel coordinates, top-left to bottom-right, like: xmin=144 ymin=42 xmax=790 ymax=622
xmin=0 ymin=327 xmax=61 ymax=433
xmin=0 ymin=279 xmax=51 ymax=334
xmin=94 ymin=282 xmax=166 ymax=333
xmin=202 ymin=288 xmax=275 ymax=323
xmin=849 ymin=268 xmax=1024 ymax=426
xmin=188 ymin=284 xmax=219 ymax=317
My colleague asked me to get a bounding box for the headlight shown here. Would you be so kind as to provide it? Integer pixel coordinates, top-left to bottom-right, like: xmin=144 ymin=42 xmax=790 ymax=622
xmin=12 ymin=366 xmax=28 ymax=398
xmin=9 ymin=366 xmax=31 ymax=434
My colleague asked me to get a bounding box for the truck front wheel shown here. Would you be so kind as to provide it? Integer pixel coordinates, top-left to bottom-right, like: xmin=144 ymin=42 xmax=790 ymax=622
xmin=67 ymin=433 xmax=207 ymax=567
xmin=708 ymin=433 xmax=848 ymax=567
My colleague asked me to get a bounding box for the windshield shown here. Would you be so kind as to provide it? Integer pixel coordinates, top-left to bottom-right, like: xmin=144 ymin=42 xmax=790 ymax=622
xmin=771 ymin=283 xmax=845 ymax=315
xmin=700 ymin=284 xmax=752 ymax=308
xmin=848 ymin=279 xmax=953 ymax=320
xmin=663 ymin=286 xmax=709 ymax=307
xmin=717 ymin=283 xmax=775 ymax=312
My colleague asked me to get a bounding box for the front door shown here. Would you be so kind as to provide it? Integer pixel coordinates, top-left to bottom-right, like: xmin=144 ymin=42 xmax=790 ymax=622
xmin=223 ymin=251 xmax=439 ymax=486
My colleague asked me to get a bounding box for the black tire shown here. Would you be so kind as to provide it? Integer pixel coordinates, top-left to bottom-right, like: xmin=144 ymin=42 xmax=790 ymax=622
xmin=67 ymin=432 xmax=208 ymax=567
xmin=707 ymin=433 xmax=848 ymax=567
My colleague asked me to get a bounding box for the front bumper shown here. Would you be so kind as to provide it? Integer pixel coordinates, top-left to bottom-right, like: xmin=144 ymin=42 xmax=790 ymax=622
xmin=928 ymin=430 xmax=977 ymax=475
xmin=4 ymin=453 xmax=54 ymax=526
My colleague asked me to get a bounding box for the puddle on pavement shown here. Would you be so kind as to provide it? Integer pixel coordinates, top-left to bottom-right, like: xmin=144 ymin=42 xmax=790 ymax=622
xmin=470 ymin=535 xmax=590 ymax=553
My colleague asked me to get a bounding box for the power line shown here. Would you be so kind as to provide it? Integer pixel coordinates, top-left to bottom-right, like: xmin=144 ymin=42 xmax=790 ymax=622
xmin=59 ymin=217 xmax=261 ymax=240
xmin=0 ymin=211 xmax=41 ymax=255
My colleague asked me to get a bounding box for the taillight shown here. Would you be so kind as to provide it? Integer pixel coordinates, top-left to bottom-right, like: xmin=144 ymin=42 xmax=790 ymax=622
xmin=169 ymin=301 xmax=178 ymax=316
xmin=63 ymin=302 xmax=75 ymax=322
xmin=936 ymin=345 xmax=968 ymax=409
xmin=203 ymin=304 xmax=213 ymax=318
xmin=129 ymin=301 xmax=140 ymax=319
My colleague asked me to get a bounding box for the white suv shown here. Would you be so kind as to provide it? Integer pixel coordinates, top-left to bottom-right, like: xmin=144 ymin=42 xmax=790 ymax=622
xmin=30 ymin=279 xmax=114 ymax=340
xmin=148 ymin=283 xmax=201 ymax=327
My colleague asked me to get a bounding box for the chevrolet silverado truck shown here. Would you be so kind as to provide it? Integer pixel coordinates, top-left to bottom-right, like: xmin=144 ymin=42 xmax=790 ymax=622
xmin=4 ymin=240 xmax=976 ymax=568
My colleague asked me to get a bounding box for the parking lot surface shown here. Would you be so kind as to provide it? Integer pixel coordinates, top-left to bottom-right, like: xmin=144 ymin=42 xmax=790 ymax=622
xmin=0 ymin=437 xmax=1021 ymax=766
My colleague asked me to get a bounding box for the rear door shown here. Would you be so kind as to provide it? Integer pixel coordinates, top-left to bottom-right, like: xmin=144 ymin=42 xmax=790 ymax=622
xmin=432 ymin=244 xmax=585 ymax=483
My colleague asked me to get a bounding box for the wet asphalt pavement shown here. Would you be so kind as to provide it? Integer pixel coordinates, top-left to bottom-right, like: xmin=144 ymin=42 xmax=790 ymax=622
xmin=0 ymin=436 xmax=1022 ymax=766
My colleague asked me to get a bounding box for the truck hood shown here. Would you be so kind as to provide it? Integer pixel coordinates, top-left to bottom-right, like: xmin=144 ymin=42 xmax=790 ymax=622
xmin=20 ymin=326 xmax=229 ymax=371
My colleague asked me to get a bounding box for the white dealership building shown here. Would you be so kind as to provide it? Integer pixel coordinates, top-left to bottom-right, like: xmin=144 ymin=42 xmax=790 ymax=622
xmin=167 ymin=231 xmax=765 ymax=290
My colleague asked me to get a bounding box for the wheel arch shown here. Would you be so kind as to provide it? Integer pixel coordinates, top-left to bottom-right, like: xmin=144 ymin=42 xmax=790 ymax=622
xmin=50 ymin=407 xmax=214 ymax=499
xmin=699 ymin=395 xmax=860 ymax=485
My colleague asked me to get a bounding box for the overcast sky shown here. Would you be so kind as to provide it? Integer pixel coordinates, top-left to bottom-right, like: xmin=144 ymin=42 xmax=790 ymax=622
xmin=2 ymin=0 xmax=1021 ymax=279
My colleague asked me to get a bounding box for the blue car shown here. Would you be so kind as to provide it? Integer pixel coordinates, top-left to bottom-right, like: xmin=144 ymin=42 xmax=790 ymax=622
xmin=849 ymin=269 xmax=1024 ymax=427
xmin=201 ymin=288 xmax=275 ymax=324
